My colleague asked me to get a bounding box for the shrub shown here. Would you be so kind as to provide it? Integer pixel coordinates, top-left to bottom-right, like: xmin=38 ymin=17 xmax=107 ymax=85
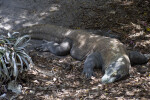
xmin=0 ymin=32 xmax=33 ymax=83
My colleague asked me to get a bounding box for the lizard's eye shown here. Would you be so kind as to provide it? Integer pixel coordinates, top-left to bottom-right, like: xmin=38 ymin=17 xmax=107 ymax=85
xmin=111 ymin=72 xmax=117 ymax=77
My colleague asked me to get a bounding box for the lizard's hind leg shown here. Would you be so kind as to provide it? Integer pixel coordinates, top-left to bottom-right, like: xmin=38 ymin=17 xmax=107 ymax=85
xmin=129 ymin=51 xmax=149 ymax=65
xmin=37 ymin=38 xmax=72 ymax=56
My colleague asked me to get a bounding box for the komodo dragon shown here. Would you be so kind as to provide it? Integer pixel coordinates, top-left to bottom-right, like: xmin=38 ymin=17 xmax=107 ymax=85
xmin=18 ymin=24 xmax=149 ymax=83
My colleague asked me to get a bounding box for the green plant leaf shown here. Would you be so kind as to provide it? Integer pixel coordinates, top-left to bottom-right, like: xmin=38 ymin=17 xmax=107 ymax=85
xmin=11 ymin=32 xmax=20 ymax=38
xmin=11 ymin=52 xmax=18 ymax=80
xmin=0 ymin=47 xmax=6 ymax=54
xmin=15 ymin=47 xmax=25 ymax=51
xmin=14 ymin=35 xmax=30 ymax=47
xmin=0 ymin=57 xmax=9 ymax=79
xmin=21 ymin=56 xmax=30 ymax=70
xmin=10 ymin=67 xmax=13 ymax=77
xmin=4 ymin=55 xmax=9 ymax=64
xmin=5 ymin=52 xmax=11 ymax=62
xmin=19 ymin=51 xmax=33 ymax=64
xmin=3 ymin=38 xmax=11 ymax=45
xmin=0 ymin=63 xmax=2 ymax=77
xmin=16 ymin=54 xmax=23 ymax=73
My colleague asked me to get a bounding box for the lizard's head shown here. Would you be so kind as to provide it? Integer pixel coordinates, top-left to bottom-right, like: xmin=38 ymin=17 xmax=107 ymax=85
xmin=101 ymin=56 xmax=129 ymax=84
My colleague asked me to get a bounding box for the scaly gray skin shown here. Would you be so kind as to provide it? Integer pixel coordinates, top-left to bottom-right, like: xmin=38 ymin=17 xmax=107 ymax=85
xmin=18 ymin=24 xmax=149 ymax=83
xmin=129 ymin=51 xmax=149 ymax=65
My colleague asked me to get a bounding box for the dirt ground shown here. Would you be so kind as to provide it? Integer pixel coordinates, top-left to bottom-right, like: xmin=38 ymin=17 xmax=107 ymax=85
xmin=0 ymin=0 xmax=150 ymax=100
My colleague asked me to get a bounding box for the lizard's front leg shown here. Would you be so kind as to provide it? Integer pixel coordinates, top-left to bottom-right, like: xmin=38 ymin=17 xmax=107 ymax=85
xmin=37 ymin=38 xmax=72 ymax=56
xmin=82 ymin=52 xmax=103 ymax=78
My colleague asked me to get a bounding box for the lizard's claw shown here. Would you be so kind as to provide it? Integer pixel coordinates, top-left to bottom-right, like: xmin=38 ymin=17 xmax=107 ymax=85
xmin=82 ymin=68 xmax=95 ymax=78
xmin=35 ymin=43 xmax=50 ymax=52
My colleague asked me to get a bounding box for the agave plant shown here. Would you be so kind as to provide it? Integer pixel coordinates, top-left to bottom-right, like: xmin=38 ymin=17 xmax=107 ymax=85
xmin=0 ymin=32 xmax=33 ymax=83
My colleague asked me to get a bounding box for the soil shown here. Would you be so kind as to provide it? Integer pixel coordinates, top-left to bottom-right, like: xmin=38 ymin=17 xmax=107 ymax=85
xmin=0 ymin=0 xmax=150 ymax=100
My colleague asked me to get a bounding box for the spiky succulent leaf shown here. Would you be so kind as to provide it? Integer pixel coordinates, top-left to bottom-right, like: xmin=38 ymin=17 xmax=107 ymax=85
xmin=11 ymin=52 xmax=18 ymax=79
xmin=0 ymin=56 xmax=9 ymax=79
xmin=5 ymin=51 xmax=11 ymax=62
xmin=14 ymin=35 xmax=30 ymax=47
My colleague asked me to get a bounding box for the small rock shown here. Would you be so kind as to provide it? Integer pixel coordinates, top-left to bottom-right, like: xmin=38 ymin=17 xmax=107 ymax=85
xmin=126 ymin=91 xmax=134 ymax=96
xmin=8 ymin=80 xmax=22 ymax=94
xmin=29 ymin=90 xmax=35 ymax=94
xmin=53 ymin=77 xmax=57 ymax=82
xmin=0 ymin=93 xmax=6 ymax=99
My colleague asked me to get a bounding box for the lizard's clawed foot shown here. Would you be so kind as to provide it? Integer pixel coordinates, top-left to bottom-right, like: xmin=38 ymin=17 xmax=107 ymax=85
xmin=35 ymin=42 xmax=53 ymax=52
xmin=82 ymin=68 xmax=95 ymax=78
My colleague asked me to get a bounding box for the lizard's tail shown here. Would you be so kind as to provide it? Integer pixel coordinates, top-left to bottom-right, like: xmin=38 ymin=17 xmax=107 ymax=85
xmin=17 ymin=24 xmax=68 ymax=41
xmin=144 ymin=54 xmax=150 ymax=61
